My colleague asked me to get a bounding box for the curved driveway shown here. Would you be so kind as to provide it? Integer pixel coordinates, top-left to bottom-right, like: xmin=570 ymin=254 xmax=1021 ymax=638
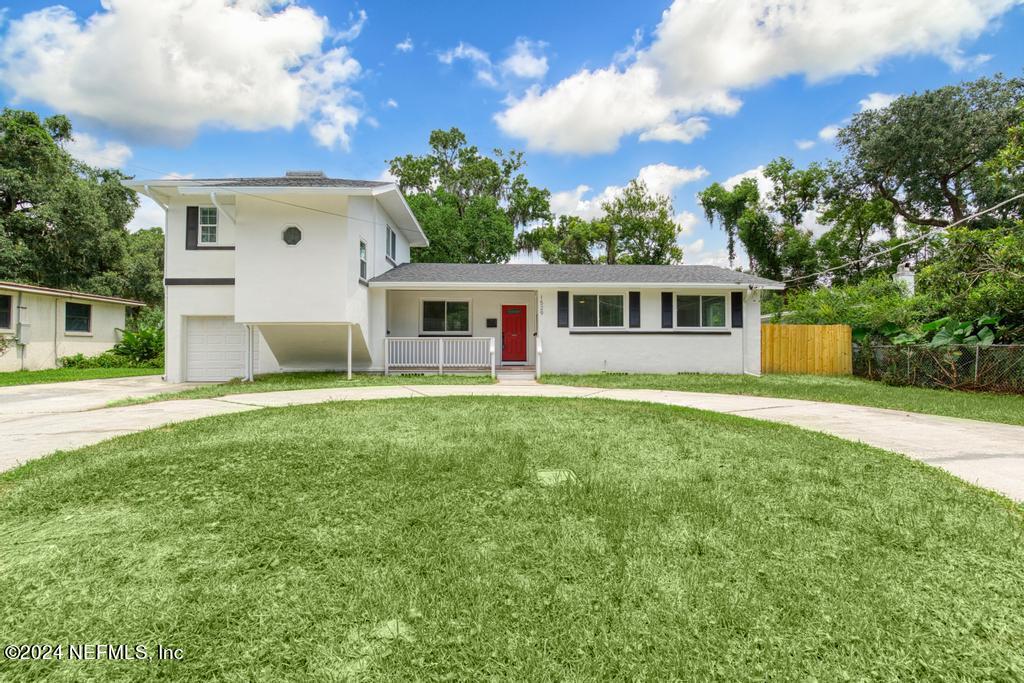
xmin=2 ymin=378 xmax=1023 ymax=502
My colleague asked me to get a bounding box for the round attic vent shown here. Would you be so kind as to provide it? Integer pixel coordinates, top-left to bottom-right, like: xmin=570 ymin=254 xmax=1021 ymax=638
xmin=282 ymin=226 xmax=302 ymax=246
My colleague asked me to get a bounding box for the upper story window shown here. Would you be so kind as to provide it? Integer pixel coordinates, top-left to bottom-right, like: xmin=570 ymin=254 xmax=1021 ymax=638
xmin=65 ymin=302 xmax=92 ymax=333
xmin=0 ymin=294 xmax=11 ymax=329
xmin=676 ymin=295 xmax=726 ymax=328
xmin=359 ymin=240 xmax=368 ymax=280
xmin=572 ymin=294 xmax=624 ymax=328
xmin=386 ymin=225 xmax=397 ymax=262
xmin=199 ymin=207 xmax=218 ymax=244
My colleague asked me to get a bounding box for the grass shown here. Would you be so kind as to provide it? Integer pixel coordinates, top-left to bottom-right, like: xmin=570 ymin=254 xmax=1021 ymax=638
xmin=542 ymin=372 xmax=1024 ymax=426
xmin=0 ymin=366 xmax=163 ymax=387
xmin=1 ymin=396 xmax=1022 ymax=680
xmin=108 ymin=371 xmax=495 ymax=406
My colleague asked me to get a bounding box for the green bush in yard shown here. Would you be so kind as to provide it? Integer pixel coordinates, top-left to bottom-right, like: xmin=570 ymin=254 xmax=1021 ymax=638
xmin=60 ymin=350 xmax=162 ymax=369
xmin=114 ymin=325 xmax=163 ymax=363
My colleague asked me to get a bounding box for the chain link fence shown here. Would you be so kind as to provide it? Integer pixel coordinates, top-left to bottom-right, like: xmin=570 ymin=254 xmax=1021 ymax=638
xmin=854 ymin=344 xmax=1024 ymax=393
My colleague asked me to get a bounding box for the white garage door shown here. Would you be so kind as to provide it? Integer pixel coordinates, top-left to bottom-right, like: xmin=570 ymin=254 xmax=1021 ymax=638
xmin=186 ymin=317 xmax=246 ymax=382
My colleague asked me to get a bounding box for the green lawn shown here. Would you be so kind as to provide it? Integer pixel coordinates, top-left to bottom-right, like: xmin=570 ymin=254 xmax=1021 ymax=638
xmin=1 ymin=397 xmax=1022 ymax=680
xmin=108 ymin=371 xmax=494 ymax=407
xmin=0 ymin=367 xmax=163 ymax=387
xmin=543 ymin=372 xmax=1024 ymax=426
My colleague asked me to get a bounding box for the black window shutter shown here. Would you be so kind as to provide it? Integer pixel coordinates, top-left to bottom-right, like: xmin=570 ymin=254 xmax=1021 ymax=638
xmin=556 ymin=291 xmax=569 ymax=328
xmin=629 ymin=291 xmax=641 ymax=328
xmin=185 ymin=206 xmax=199 ymax=250
xmin=731 ymin=291 xmax=744 ymax=328
xmin=661 ymin=292 xmax=673 ymax=328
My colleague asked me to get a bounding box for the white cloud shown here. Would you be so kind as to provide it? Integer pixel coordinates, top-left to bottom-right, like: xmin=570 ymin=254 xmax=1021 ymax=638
xmin=613 ymin=28 xmax=644 ymax=65
xmin=683 ymin=238 xmax=733 ymax=267
xmin=638 ymin=116 xmax=710 ymax=144
xmin=65 ymin=132 xmax=132 ymax=168
xmin=496 ymin=64 xmax=738 ymax=154
xmin=376 ymin=167 xmax=397 ymax=183
xmin=818 ymin=124 xmax=841 ymax=141
xmin=395 ymin=36 xmax=413 ymax=52
xmin=501 ymin=38 xmax=548 ymax=79
xmin=858 ymin=91 xmax=898 ymax=111
xmin=676 ymin=210 xmax=699 ymax=236
xmin=724 ymin=165 xmax=772 ymax=196
xmin=496 ymin=0 xmax=1016 ymax=154
xmin=637 ymin=163 xmax=709 ymax=197
xmin=384 ymin=98 xmax=398 ymax=109
xmin=0 ymin=1 xmax=366 ymax=149
xmin=438 ymin=41 xmax=489 ymax=65
xmin=438 ymin=41 xmax=497 ymax=86
xmin=335 ymin=9 xmax=366 ymax=42
xmin=162 ymin=172 xmax=194 ymax=180
xmin=795 ymin=139 xmax=816 ymax=150
xmin=551 ymin=163 xmax=708 ymax=220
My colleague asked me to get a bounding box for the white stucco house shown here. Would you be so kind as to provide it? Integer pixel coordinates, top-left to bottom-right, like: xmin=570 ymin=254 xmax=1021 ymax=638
xmin=127 ymin=172 xmax=784 ymax=383
xmin=0 ymin=281 xmax=143 ymax=372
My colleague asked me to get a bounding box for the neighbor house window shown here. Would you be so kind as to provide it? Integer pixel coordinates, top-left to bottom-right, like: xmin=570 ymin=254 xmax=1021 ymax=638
xmin=199 ymin=207 xmax=218 ymax=244
xmin=572 ymin=294 xmax=624 ymax=328
xmin=386 ymin=225 xmax=397 ymax=261
xmin=359 ymin=240 xmax=368 ymax=280
xmin=0 ymin=294 xmax=11 ymax=329
xmin=65 ymin=302 xmax=92 ymax=333
xmin=676 ymin=295 xmax=726 ymax=328
xmin=422 ymin=300 xmax=470 ymax=334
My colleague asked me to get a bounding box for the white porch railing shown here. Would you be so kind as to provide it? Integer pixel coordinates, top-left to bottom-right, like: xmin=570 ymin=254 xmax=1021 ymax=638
xmin=385 ymin=337 xmax=495 ymax=377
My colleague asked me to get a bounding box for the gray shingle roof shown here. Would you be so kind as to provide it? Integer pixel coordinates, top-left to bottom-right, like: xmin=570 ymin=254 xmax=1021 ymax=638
xmin=370 ymin=263 xmax=783 ymax=288
xmin=179 ymin=176 xmax=390 ymax=188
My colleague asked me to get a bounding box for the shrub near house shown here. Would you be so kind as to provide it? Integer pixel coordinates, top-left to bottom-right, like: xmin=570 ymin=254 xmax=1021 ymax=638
xmin=60 ymin=314 xmax=164 ymax=369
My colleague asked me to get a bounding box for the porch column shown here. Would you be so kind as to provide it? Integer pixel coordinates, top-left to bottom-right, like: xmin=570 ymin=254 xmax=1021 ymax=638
xmin=347 ymin=324 xmax=353 ymax=380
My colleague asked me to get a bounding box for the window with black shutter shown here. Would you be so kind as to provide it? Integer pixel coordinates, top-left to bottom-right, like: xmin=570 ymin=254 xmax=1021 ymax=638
xmin=731 ymin=291 xmax=744 ymax=328
xmin=661 ymin=292 xmax=673 ymax=328
xmin=557 ymin=291 xmax=569 ymax=327
xmin=629 ymin=291 xmax=640 ymax=328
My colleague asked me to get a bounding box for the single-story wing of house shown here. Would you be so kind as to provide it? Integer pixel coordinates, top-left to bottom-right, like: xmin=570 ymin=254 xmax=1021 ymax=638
xmin=0 ymin=281 xmax=144 ymax=372
xmin=126 ymin=172 xmax=783 ymax=383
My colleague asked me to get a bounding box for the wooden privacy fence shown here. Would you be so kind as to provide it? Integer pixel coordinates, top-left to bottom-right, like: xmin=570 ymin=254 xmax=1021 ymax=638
xmin=761 ymin=324 xmax=853 ymax=375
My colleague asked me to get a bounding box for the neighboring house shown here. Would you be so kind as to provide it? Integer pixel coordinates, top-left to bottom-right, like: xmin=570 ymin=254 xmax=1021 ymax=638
xmin=127 ymin=172 xmax=783 ymax=383
xmin=0 ymin=282 xmax=144 ymax=372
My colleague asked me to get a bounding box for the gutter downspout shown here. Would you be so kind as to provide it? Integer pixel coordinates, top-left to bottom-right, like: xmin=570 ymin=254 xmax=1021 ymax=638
xmin=743 ymin=286 xmax=761 ymax=377
xmin=15 ymin=292 xmax=24 ymax=371
xmin=54 ymin=298 xmax=59 ymax=368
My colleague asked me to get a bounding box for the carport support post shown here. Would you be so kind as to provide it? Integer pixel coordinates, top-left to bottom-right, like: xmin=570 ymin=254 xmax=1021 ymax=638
xmin=347 ymin=324 xmax=353 ymax=380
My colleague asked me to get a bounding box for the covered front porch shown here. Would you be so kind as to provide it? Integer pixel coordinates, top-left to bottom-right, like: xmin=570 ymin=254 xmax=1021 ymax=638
xmin=382 ymin=288 xmax=540 ymax=377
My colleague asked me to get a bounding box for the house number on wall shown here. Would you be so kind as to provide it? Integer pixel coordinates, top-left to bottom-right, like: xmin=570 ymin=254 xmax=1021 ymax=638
xmin=539 ymin=295 xmax=543 ymax=315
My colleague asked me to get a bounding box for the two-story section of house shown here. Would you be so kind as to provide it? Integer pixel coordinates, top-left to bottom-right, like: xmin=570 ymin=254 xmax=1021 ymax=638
xmin=127 ymin=172 xmax=426 ymax=383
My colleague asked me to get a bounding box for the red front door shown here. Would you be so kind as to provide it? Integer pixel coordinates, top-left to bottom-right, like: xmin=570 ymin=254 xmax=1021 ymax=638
xmin=501 ymin=305 xmax=527 ymax=363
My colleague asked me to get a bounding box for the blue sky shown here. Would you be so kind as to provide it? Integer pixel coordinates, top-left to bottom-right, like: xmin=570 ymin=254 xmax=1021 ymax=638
xmin=1 ymin=0 xmax=1022 ymax=265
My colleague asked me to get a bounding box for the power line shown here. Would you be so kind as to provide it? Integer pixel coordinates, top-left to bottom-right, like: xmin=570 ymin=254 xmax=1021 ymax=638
xmin=784 ymin=191 xmax=1024 ymax=284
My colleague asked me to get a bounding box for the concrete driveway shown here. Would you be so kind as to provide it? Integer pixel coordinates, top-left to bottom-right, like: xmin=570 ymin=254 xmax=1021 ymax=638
xmin=1 ymin=380 xmax=1023 ymax=502
xmin=0 ymin=375 xmax=192 ymax=416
